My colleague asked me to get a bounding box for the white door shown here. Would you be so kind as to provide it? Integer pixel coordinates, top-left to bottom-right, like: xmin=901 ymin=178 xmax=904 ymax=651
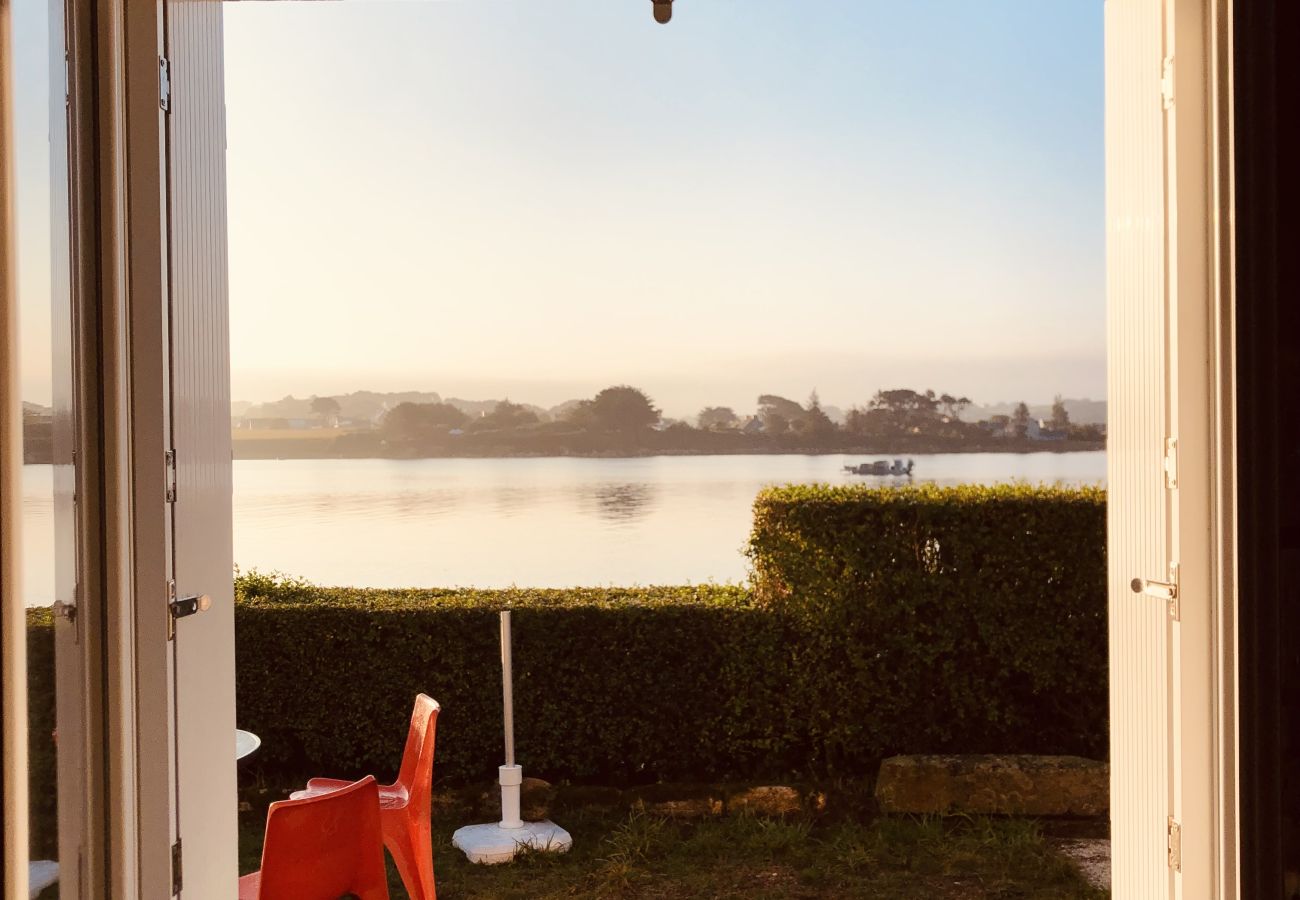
xmin=1106 ymin=0 xmax=1218 ymax=896
xmin=162 ymin=0 xmax=237 ymax=895
xmin=1105 ymin=0 xmax=1175 ymax=895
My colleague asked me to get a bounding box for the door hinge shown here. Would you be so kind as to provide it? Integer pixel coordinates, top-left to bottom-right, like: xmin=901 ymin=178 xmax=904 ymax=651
xmin=1161 ymin=56 xmax=1175 ymax=109
xmin=1167 ymin=816 xmax=1182 ymax=871
xmin=159 ymin=56 xmax=172 ymax=112
xmin=167 ymin=579 xmax=177 ymax=641
xmin=165 ymin=449 xmax=177 ymax=503
xmin=1164 ymin=437 xmax=1178 ymax=489
xmin=1167 ymin=562 xmax=1180 ymax=621
xmin=171 ymin=838 xmax=183 ymax=895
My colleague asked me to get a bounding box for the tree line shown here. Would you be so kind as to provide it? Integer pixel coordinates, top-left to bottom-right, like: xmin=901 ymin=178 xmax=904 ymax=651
xmin=374 ymin=386 xmax=1103 ymax=453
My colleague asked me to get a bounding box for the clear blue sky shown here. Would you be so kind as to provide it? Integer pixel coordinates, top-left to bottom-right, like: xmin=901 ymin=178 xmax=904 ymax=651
xmin=15 ymin=0 xmax=1103 ymax=419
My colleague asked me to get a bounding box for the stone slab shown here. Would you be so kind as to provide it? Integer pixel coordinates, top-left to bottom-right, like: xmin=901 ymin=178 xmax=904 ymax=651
xmin=627 ymin=783 xmax=725 ymax=819
xmin=726 ymin=785 xmax=803 ymax=817
xmin=874 ymin=754 xmax=1108 ymax=817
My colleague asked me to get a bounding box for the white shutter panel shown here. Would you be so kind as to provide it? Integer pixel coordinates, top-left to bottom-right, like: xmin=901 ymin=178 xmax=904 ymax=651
xmin=166 ymin=2 xmax=237 ymax=896
xmin=1105 ymin=0 xmax=1175 ymax=896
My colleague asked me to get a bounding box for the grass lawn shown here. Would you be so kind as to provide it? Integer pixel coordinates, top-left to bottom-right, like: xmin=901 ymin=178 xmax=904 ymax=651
xmin=238 ymin=802 xmax=1107 ymax=899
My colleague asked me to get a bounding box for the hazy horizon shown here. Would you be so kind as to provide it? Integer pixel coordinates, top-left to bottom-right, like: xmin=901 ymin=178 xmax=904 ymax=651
xmin=14 ymin=1 xmax=1104 ymax=415
xmin=223 ymin=384 xmax=1106 ymax=425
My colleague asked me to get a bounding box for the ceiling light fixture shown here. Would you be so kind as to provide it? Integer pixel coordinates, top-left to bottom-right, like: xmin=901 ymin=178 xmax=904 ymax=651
xmin=652 ymin=0 xmax=673 ymax=24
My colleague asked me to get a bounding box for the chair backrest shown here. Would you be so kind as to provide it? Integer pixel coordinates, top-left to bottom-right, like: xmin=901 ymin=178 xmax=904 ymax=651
xmin=394 ymin=694 xmax=440 ymax=815
xmin=255 ymin=776 xmax=388 ymax=900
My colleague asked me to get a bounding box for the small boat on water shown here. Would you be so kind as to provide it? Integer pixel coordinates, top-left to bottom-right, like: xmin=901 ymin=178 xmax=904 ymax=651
xmin=844 ymin=458 xmax=914 ymax=477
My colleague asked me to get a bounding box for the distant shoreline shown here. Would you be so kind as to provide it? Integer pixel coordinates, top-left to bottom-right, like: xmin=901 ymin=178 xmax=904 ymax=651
xmin=19 ymin=423 xmax=1104 ymax=465
xmin=227 ymin=439 xmax=1103 ymax=462
xmin=21 ymin=443 xmax=1107 ymax=467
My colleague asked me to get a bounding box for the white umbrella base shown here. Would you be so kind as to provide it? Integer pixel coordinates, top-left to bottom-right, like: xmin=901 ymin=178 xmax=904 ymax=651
xmin=452 ymin=820 xmax=574 ymax=864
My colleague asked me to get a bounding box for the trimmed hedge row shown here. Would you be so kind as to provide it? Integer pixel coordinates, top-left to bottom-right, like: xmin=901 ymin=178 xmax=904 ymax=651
xmin=26 ymin=485 xmax=1108 ymax=795
xmin=748 ymin=483 xmax=1109 ymax=769
xmin=26 ymin=606 xmax=57 ymax=857
xmin=234 ymin=576 xmax=795 ymax=783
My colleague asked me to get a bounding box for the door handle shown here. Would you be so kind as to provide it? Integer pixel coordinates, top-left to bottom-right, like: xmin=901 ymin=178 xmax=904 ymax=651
xmin=1131 ymin=564 xmax=1180 ymax=620
xmin=1130 ymin=577 xmax=1177 ymax=601
xmin=170 ymin=593 xmax=212 ymax=620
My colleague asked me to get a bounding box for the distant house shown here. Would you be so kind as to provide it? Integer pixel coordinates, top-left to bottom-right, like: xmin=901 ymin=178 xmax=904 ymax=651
xmin=980 ymin=415 xmax=1057 ymax=440
xmin=232 ymin=416 xmax=290 ymax=430
xmin=741 ymin=416 xmax=764 ymax=435
xmin=1034 ymin=419 xmax=1068 ymax=441
xmin=22 ymin=407 xmax=53 ymax=463
xmin=980 ymin=415 xmax=1012 ymax=436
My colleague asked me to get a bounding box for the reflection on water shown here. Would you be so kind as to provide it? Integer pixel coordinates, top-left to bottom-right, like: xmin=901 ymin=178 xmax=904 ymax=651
xmin=580 ymin=483 xmax=656 ymax=523
xmin=21 ymin=451 xmax=1105 ymax=603
xmin=21 ymin=465 xmax=56 ymax=607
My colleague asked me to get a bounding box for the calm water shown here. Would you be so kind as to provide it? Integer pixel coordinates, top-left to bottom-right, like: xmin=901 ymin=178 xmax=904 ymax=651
xmin=21 ymin=452 xmax=1104 ymax=605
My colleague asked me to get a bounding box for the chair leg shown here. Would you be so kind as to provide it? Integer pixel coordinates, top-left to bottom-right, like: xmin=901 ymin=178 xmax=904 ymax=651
xmin=386 ymin=824 xmax=436 ymax=900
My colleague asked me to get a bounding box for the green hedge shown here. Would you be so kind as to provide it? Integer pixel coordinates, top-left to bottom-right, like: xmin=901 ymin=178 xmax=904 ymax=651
xmin=748 ymin=483 xmax=1109 ymax=769
xmin=25 ymin=484 xmax=1108 ymax=792
xmin=26 ymin=606 xmax=57 ymax=857
xmin=234 ymin=575 xmax=797 ymax=783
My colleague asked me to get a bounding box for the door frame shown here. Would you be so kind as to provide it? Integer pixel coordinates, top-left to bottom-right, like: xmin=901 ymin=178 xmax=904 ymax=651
xmin=1 ymin=2 xmax=29 ymax=896
xmin=90 ymin=0 xmax=1249 ymax=891
xmin=1206 ymin=0 xmax=1238 ymax=892
xmin=1166 ymin=0 xmax=1237 ymax=895
xmin=101 ymin=0 xmax=178 ymax=895
xmin=97 ymin=0 xmax=238 ymax=894
xmin=5 ymin=0 xmax=220 ymax=895
xmin=2 ymin=0 xmax=1263 ymax=897
xmin=1101 ymin=0 xmax=1236 ymax=893
xmin=54 ymin=0 xmax=177 ymax=896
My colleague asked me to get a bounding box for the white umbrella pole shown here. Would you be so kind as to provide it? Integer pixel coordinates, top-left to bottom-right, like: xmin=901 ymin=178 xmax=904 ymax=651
xmin=498 ymin=610 xmax=523 ymax=829
xmin=452 ymin=610 xmax=573 ymax=863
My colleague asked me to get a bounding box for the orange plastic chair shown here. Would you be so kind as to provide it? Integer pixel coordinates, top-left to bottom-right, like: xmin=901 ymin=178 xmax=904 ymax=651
xmin=239 ymin=775 xmax=388 ymax=900
xmin=292 ymin=695 xmax=440 ymax=900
